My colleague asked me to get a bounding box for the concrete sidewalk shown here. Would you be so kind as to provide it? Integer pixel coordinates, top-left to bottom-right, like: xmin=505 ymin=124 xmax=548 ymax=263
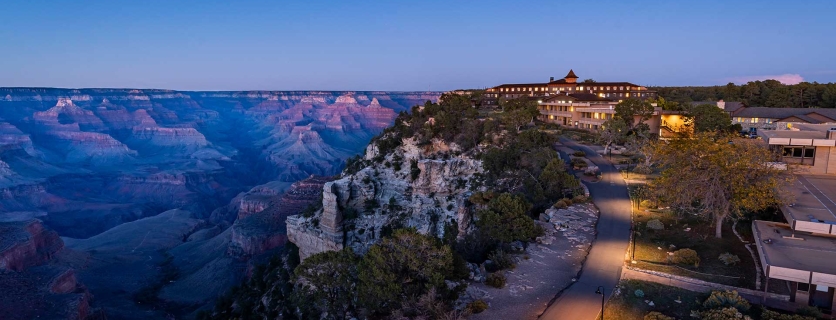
xmin=540 ymin=139 xmax=632 ymax=320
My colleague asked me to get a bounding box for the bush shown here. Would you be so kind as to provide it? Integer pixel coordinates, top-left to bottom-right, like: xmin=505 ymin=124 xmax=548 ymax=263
xmin=644 ymin=311 xmax=674 ymax=320
xmin=761 ymin=309 xmax=815 ymax=320
xmin=634 ymin=289 xmax=644 ymax=298
xmin=646 ymin=219 xmax=664 ymax=230
xmin=572 ymin=195 xmax=587 ymax=203
xmin=718 ymin=252 xmax=741 ymax=266
xmin=571 ymin=158 xmax=588 ymax=168
xmin=467 ymin=299 xmax=488 ymax=314
xmin=671 ymin=248 xmax=700 ymax=267
xmin=700 ymin=307 xmax=752 ymax=320
xmin=553 ymin=199 xmax=569 ymax=209
xmin=486 ymin=250 xmax=516 ymax=272
xmin=573 ymin=151 xmax=586 ymax=157
xmin=639 ymin=199 xmax=653 ymax=208
xmin=703 ymin=290 xmax=750 ymax=312
xmin=486 ymin=273 xmax=506 ymax=288
xmin=796 ymin=305 xmax=823 ymax=319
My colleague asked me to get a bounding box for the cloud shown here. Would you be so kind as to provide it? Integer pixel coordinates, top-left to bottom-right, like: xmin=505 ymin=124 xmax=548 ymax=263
xmin=725 ymin=74 xmax=804 ymax=85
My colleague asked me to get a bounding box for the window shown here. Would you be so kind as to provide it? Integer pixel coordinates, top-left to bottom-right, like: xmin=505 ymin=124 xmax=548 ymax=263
xmin=580 ymin=86 xmax=584 ymax=90
xmin=620 ymin=86 xmax=624 ymax=90
xmin=798 ymin=282 xmax=810 ymax=292
xmin=783 ymin=146 xmax=815 ymax=159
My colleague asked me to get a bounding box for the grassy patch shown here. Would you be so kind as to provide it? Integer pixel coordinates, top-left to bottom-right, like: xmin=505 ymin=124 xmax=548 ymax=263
xmin=631 ymin=208 xmax=757 ymax=288
xmin=605 ymin=280 xmax=707 ymax=320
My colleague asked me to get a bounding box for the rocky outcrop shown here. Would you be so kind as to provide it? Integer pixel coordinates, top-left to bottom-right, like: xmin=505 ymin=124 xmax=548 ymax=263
xmin=288 ymin=138 xmax=483 ymax=259
xmin=0 ymin=219 xmax=63 ymax=271
xmin=0 ymin=221 xmax=94 ymax=320
xmin=229 ymin=176 xmax=330 ymax=258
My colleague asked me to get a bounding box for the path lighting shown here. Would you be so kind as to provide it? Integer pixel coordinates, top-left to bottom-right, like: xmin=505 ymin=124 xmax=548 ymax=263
xmin=595 ymin=286 xmax=605 ymax=319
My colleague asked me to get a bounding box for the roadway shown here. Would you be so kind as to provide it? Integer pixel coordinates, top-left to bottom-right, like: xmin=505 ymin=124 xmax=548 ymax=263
xmin=540 ymin=139 xmax=633 ymax=320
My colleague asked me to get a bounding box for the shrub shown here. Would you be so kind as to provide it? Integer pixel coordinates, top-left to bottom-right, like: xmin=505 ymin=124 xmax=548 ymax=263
xmin=703 ymin=290 xmax=750 ymax=312
xmin=486 ymin=273 xmax=506 ymax=288
xmin=700 ymin=307 xmax=752 ymax=320
xmin=571 ymin=158 xmax=588 ymax=168
xmin=634 ymin=289 xmax=644 ymax=298
xmin=410 ymin=159 xmax=421 ymax=180
xmin=553 ymin=199 xmax=569 ymax=209
xmin=572 ymin=195 xmax=587 ymax=203
xmin=646 ymin=219 xmax=664 ymax=230
xmin=486 ymin=250 xmax=516 ymax=272
xmin=643 ymin=311 xmax=674 ymax=320
xmin=467 ymin=299 xmax=488 ymax=314
xmin=671 ymin=248 xmax=700 ymax=267
xmin=639 ymin=199 xmax=653 ymax=208
xmin=796 ymin=305 xmax=823 ymax=319
xmin=718 ymin=252 xmax=741 ymax=266
xmin=572 ymin=151 xmax=586 ymax=157
xmin=761 ymin=309 xmax=815 ymax=320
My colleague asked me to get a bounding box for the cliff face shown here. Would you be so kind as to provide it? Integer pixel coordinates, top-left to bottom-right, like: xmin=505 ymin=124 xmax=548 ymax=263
xmin=288 ymin=138 xmax=483 ymax=259
xmin=0 ymin=220 xmax=94 ymax=320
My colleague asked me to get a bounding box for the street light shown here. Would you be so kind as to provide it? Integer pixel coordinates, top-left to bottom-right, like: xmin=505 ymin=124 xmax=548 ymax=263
xmin=595 ymin=286 xmax=606 ymax=320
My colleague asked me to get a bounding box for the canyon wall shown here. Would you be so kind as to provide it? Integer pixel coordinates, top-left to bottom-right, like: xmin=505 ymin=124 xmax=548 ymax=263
xmin=287 ymin=138 xmax=483 ymax=259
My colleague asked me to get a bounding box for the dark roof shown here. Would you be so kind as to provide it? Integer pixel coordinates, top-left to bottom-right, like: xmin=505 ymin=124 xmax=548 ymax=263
xmin=779 ymin=114 xmax=820 ymax=123
xmin=494 ymin=82 xmax=549 ymax=88
xmin=542 ymin=93 xmax=614 ymax=103
xmin=724 ymin=102 xmax=745 ymax=112
xmin=735 ymin=107 xmax=836 ymax=122
xmin=565 ymin=69 xmax=579 ymax=79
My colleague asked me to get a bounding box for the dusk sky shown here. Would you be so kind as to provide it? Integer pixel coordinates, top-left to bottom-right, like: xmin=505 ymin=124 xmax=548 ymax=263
xmin=1 ymin=0 xmax=834 ymax=91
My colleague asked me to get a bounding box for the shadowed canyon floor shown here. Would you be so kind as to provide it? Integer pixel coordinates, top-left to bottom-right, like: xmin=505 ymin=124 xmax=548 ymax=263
xmin=0 ymin=89 xmax=438 ymax=318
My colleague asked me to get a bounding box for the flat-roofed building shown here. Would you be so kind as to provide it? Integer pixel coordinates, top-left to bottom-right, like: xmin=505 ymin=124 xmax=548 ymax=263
xmin=753 ymin=220 xmax=836 ymax=311
xmin=759 ymin=124 xmax=836 ymax=175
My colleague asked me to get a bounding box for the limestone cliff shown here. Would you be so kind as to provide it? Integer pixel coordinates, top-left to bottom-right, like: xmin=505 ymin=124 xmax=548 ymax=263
xmin=288 ymin=137 xmax=483 ymax=259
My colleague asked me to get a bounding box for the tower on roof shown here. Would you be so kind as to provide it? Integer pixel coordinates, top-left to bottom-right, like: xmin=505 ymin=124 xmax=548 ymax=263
xmin=564 ymin=69 xmax=578 ymax=83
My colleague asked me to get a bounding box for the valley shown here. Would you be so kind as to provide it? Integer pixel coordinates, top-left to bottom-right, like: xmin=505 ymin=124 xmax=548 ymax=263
xmin=0 ymin=88 xmax=439 ymax=318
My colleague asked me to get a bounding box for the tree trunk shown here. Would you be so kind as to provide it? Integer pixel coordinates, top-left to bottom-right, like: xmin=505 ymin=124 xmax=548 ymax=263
xmin=714 ymin=214 xmax=725 ymax=238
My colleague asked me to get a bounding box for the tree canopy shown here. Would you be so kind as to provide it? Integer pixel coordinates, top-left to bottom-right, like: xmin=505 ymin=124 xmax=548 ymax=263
xmin=654 ymin=80 xmax=836 ymax=109
xmin=686 ymin=103 xmax=733 ymax=133
xmin=651 ymin=132 xmax=792 ymax=238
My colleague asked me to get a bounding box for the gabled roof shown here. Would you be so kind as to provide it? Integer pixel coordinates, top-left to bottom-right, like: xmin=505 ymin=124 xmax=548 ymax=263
xmin=735 ymin=107 xmax=836 ymax=122
xmin=565 ymin=69 xmax=578 ymax=79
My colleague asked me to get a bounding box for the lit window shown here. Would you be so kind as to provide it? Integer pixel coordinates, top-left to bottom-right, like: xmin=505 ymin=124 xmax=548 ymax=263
xmin=620 ymin=86 xmax=624 ymax=90
xmin=607 ymin=87 xmax=610 ymax=90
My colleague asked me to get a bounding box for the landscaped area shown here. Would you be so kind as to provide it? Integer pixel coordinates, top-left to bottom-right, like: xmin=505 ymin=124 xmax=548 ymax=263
xmin=604 ymin=280 xmax=707 ymax=320
xmin=630 ymin=202 xmax=759 ymax=288
xmin=605 ymin=280 xmax=817 ymax=320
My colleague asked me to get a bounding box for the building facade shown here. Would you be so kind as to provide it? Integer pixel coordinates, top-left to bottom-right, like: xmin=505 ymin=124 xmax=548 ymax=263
xmin=483 ymin=70 xmax=657 ymax=105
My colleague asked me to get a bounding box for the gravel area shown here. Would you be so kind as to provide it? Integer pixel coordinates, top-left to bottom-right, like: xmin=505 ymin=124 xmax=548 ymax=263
xmin=468 ymin=203 xmax=599 ymax=319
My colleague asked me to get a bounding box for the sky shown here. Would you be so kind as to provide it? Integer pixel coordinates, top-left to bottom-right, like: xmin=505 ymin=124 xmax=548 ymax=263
xmin=1 ymin=0 xmax=834 ymax=91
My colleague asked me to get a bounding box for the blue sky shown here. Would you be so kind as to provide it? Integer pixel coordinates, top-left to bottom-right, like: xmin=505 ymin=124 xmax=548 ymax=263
xmin=1 ymin=0 xmax=834 ymax=90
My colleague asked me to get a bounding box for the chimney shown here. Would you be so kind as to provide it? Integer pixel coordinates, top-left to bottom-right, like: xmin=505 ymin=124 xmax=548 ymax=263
xmin=550 ymin=77 xmax=554 ymax=82
xmin=717 ymin=99 xmax=726 ymax=110
xmin=828 ymin=128 xmax=836 ymax=140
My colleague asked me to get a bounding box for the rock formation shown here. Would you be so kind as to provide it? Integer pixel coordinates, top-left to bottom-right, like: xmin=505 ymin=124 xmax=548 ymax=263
xmin=0 ymin=220 xmax=96 ymax=320
xmin=288 ymin=138 xmax=483 ymax=259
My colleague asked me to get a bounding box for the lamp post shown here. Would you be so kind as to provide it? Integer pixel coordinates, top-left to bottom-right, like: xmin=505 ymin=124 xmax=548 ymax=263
xmin=595 ymin=286 xmax=605 ymax=320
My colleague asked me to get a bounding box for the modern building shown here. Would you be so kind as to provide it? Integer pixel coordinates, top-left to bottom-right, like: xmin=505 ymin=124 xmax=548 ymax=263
xmin=758 ymin=123 xmax=836 ymax=175
xmin=752 ymin=124 xmax=836 ymax=313
xmin=483 ymin=70 xmax=657 ymax=104
xmin=727 ymin=105 xmax=836 ymax=131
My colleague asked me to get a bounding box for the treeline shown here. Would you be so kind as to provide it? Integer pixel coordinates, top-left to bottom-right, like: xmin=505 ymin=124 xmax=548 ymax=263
xmin=653 ymin=80 xmax=836 ymax=108
xmin=201 ymin=94 xmax=585 ymax=319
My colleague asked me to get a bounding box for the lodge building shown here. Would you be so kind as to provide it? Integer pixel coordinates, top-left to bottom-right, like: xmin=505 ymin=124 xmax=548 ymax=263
xmin=483 ymin=69 xmax=657 ymax=103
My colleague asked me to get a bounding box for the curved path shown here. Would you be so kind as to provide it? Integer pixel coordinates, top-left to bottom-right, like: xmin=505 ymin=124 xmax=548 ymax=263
xmin=540 ymin=139 xmax=632 ymax=320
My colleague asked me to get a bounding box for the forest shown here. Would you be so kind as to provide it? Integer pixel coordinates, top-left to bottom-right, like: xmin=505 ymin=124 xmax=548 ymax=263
xmin=653 ymin=80 xmax=836 ymax=109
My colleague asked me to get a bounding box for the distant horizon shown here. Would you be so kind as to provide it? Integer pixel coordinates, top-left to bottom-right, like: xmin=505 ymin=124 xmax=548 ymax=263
xmin=2 ymin=0 xmax=834 ymax=90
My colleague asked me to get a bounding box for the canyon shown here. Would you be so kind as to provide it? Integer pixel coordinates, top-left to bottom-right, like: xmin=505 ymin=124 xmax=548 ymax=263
xmin=0 ymin=88 xmax=439 ymax=319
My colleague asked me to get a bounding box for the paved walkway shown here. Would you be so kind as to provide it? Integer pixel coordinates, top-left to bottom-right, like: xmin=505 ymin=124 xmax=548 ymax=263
xmin=540 ymin=139 xmax=632 ymax=320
